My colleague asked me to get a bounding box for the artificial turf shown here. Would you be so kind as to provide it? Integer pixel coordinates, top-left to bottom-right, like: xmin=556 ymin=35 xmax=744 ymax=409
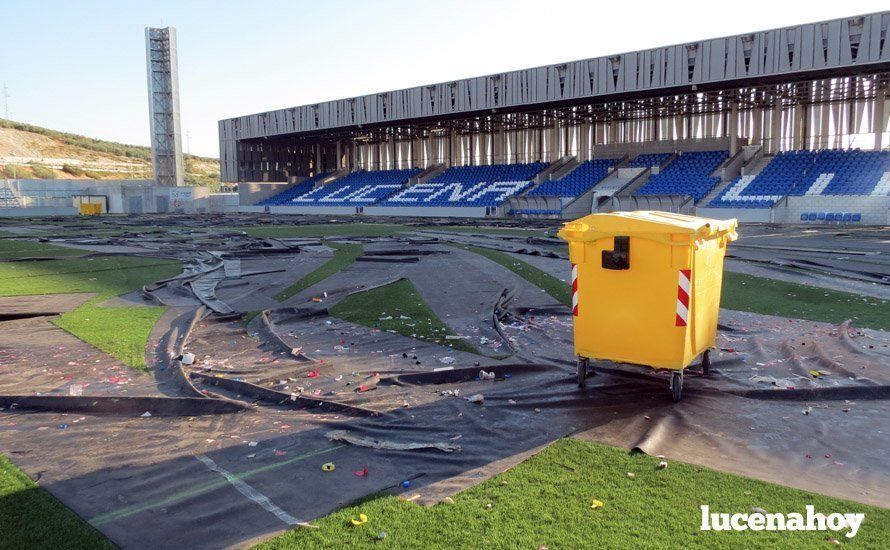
xmin=242 ymin=223 xmax=552 ymax=239
xmin=0 ymin=455 xmax=114 ymax=550
xmin=462 ymin=245 xmax=572 ymax=307
xmin=53 ymin=296 xmax=169 ymax=370
xmin=256 ymin=438 xmax=888 ymax=549
xmin=0 ymin=238 xmax=86 ymax=259
xmin=458 ymin=244 xmax=888 ymax=331
xmin=275 ymin=241 xmax=364 ymax=301
xmin=0 ymin=254 xmax=181 ymax=369
xmin=721 ymin=271 xmax=890 ymax=331
xmin=329 ymin=278 xmax=481 ymax=355
xmin=0 ymin=256 xmax=181 ymax=297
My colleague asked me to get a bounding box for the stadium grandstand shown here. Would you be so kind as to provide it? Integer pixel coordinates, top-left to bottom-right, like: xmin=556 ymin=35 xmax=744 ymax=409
xmin=223 ymin=12 xmax=890 ymax=223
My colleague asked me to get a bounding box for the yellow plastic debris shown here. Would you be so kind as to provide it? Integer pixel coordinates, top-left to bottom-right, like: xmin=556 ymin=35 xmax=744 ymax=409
xmin=350 ymin=513 xmax=369 ymax=526
xmin=321 ymin=462 xmax=336 ymax=472
xmin=590 ymin=499 xmax=604 ymax=510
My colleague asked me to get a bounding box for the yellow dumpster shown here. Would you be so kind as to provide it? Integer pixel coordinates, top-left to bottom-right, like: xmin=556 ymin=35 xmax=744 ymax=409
xmin=558 ymin=211 xmax=738 ymax=401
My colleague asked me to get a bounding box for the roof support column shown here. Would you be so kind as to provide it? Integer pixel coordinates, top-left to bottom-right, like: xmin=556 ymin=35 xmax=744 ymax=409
xmin=874 ymin=83 xmax=886 ymax=150
xmin=794 ymin=101 xmax=808 ymax=150
xmin=728 ymin=100 xmax=739 ymax=154
xmin=579 ymin=119 xmax=590 ymax=161
xmin=769 ymin=98 xmax=783 ymax=153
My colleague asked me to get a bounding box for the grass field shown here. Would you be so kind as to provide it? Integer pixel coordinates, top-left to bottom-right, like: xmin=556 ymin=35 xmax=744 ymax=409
xmin=722 ymin=271 xmax=890 ymax=331
xmin=329 ymin=278 xmax=480 ymax=355
xmin=0 ymin=455 xmax=114 ymax=550
xmin=53 ymin=296 xmax=169 ymax=370
xmin=0 ymin=238 xmax=86 ymax=259
xmin=242 ymin=223 xmax=551 ymax=239
xmin=0 ymin=254 xmax=181 ymax=369
xmin=462 ymin=245 xmax=573 ymax=306
xmin=454 ymin=244 xmax=888 ymax=330
xmin=275 ymin=242 xmax=363 ymax=301
xmin=0 ymin=256 xmax=181 ymax=297
xmin=258 ymin=438 xmax=888 ymax=549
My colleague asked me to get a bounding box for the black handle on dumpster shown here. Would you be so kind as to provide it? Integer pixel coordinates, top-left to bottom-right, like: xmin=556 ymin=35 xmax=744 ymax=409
xmin=601 ymin=236 xmax=630 ymax=270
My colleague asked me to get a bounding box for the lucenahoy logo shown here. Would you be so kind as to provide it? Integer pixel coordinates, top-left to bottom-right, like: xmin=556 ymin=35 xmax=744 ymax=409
xmin=700 ymin=505 xmax=865 ymax=538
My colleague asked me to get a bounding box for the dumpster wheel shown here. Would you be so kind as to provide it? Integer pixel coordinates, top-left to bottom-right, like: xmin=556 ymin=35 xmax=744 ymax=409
xmin=701 ymin=349 xmax=711 ymax=376
xmin=670 ymin=371 xmax=683 ymax=402
xmin=576 ymin=357 xmax=590 ymax=387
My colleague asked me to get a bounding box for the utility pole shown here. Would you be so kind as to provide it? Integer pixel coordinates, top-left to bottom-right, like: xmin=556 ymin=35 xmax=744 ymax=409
xmin=1 ymin=83 xmax=9 ymax=119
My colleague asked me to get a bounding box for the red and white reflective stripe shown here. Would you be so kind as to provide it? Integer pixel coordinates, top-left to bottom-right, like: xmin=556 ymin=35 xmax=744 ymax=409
xmin=571 ymin=263 xmax=579 ymax=316
xmin=676 ymin=269 xmax=691 ymax=327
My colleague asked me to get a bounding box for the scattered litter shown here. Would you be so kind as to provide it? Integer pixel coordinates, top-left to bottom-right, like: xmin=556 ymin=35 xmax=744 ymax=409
xmin=307 ymin=370 xmax=319 ymax=378
xmin=181 ymin=352 xmax=196 ymax=365
xmin=140 ymin=411 xmax=152 ymax=417
xmin=443 ymin=497 xmax=454 ymax=504
xmin=326 ymin=430 xmax=461 ymax=452
xmin=438 ymin=356 xmax=456 ymax=365
xmin=590 ymin=499 xmax=604 ymax=510
xmin=534 ymin=408 xmax=541 ymax=413
xmin=350 ymin=513 xmax=369 ymax=526
xmin=376 ymin=531 xmax=388 ymax=540
xmin=401 ymin=480 xmax=411 ymax=488
xmin=354 ymin=467 xmax=368 ymax=477
xmin=68 ymin=384 xmax=83 ymax=396
xmin=275 ymin=450 xmax=287 ymax=456
xmin=626 ymin=472 xmax=635 ymax=478
xmin=658 ymin=461 xmax=668 ymax=469
xmin=485 ymin=503 xmax=493 ymax=509
xmin=57 ymin=423 xmax=68 ymax=430
xmin=479 ymin=370 xmax=495 ymax=381
xmin=802 ymin=406 xmax=812 ymax=415
xmin=322 ymin=462 xmax=336 ymax=472
xmin=248 ymin=441 xmax=257 ymax=447
xmin=467 ymin=394 xmax=484 ymax=404
xmin=751 ymin=507 xmax=767 ymax=514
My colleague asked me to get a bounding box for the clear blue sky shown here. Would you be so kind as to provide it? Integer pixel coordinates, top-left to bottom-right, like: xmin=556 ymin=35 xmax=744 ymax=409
xmin=1 ymin=0 xmax=885 ymax=157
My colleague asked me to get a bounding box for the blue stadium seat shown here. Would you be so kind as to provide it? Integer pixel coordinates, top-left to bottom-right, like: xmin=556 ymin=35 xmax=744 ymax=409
xmin=852 ymin=213 xmax=862 ymax=222
xmin=635 ymin=150 xmax=728 ymax=201
xmin=528 ymin=159 xmax=619 ymax=197
xmin=258 ymin=172 xmax=333 ymax=206
xmin=629 ymin=153 xmax=672 ymax=168
xmin=287 ymin=168 xmax=421 ymax=206
xmin=799 ymin=213 xmax=807 ymax=221
xmin=379 ymin=162 xmax=547 ymax=207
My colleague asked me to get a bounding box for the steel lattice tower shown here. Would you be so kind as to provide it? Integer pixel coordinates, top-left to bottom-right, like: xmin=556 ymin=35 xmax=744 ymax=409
xmin=145 ymin=27 xmax=184 ymax=186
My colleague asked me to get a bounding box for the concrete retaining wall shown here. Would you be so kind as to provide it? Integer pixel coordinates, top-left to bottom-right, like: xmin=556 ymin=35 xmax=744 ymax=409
xmin=1 ymin=178 xmax=213 ymax=215
xmin=695 ymin=207 xmax=771 ymax=223
xmin=364 ymin=206 xmax=488 ymax=218
xmin=238 ymin=181 xmax=297 ymax=206
xmin=772 ymin=196 xmax=890 ymax=225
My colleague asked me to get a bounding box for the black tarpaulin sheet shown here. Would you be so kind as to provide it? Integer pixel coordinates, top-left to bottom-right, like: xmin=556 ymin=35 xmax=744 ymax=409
xmin=0 ymin=220 xmax=888 ymax=548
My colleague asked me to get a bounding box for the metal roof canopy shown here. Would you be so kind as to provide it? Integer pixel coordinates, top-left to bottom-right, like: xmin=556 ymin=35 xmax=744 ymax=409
xmin=220 ymin=12 xmax=890 ymax=142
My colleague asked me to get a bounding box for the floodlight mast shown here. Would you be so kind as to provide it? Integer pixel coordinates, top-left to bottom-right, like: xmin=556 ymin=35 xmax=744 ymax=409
xmin=145 ymin=27 xmax=184 ymax=186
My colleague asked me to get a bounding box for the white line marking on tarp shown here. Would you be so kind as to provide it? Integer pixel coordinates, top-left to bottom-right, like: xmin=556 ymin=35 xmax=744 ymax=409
xmin=196 ymin=454 xmax=300 ymax=526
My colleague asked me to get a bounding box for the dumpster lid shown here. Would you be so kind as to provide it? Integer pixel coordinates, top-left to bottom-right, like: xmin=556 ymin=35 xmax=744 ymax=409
xmin=558 ymin=211 xmax=738 ymax=241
